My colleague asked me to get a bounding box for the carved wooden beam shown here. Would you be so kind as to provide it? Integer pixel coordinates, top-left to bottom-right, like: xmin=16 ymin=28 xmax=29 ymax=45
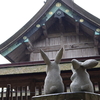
xmin=29 ymin=45 xmax=61 ymax=53
xmin=25 ymin=39 xmax=34 ymax=53
xmin=64 ymin=42 xmax=94 ymax=50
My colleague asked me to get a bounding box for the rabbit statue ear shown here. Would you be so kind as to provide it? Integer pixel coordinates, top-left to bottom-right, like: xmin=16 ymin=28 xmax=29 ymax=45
xmin=81 ymin=59 xmax=98 ymax=69
xmin=40 ymin=49 xmax=51 ymax=65
xmin=71 ymin=59 xmax=81 ymax=70
xmin=55 ymin=48 xmax=63 ymax=64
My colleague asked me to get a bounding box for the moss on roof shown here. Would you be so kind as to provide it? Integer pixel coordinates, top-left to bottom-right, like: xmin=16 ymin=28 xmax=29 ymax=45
xmin=0 ymin=62 xmax=100 ymax=75
xmin=0 ymin=63 xmax=71 ymax=75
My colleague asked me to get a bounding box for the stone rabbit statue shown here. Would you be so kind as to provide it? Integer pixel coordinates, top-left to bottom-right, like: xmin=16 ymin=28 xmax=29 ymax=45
xmin=70 ymin=59 xmax=98 ymax=92
xmin=40 ymin=48 xmax=64 ymax=94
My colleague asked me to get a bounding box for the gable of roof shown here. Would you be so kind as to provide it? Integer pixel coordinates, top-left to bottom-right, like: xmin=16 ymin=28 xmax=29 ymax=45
xmin=0 ymin=0 xmax=100 ymax=63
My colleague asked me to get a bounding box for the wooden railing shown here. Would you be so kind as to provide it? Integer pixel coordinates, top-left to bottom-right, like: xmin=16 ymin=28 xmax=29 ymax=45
xmin=0 ymin=85 xmax=31 ymax=100
xmin=0 ymin=68 xmax=100 ymax=100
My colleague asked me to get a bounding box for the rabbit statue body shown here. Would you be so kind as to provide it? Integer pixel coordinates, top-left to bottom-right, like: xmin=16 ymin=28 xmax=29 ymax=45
xmin=40 ymin=48 xmax=64 ymax=94
xmin=70 ymin=59 xmax=98 ymax=92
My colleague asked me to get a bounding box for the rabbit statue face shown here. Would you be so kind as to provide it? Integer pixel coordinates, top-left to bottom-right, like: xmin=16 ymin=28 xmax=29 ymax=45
xmin=40 ymin=48 xmax=64 ymax=94
xmin=70 ymin=59 xmax=98 ymax=92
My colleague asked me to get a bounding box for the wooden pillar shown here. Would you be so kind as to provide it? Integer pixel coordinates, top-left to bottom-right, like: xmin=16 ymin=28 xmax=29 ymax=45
xmin=6 ymin=84 xmax=11 ymax=100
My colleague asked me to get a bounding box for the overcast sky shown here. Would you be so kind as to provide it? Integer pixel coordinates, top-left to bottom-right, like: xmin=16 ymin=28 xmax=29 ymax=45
xmin=0 ymin=0 xmax=100 ymax=64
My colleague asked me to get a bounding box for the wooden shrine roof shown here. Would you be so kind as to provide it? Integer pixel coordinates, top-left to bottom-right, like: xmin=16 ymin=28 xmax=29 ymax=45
xmin=0 ymin=0 xmax=100 ymax=63
xmin=0 ymin=63 xmax=71 ymax=75
xmin=0 ymin=58 xmax=99 ymax=75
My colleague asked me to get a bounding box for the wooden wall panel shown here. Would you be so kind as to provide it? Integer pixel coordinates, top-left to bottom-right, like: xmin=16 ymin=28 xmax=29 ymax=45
xmin=33 ymin=39 xmax=46 ymax=47
xmin=49 ymin=37 xmax=61 ymax=46
xmin=30 ymin=32 xmax=99 ymax=61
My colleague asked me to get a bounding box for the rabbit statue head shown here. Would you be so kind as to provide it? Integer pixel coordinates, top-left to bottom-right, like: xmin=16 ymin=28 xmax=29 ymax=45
xmin=40 ymin=48 xmax=64 ymax=94
xmin=70 ymin=59 xmax=98 ymax=92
